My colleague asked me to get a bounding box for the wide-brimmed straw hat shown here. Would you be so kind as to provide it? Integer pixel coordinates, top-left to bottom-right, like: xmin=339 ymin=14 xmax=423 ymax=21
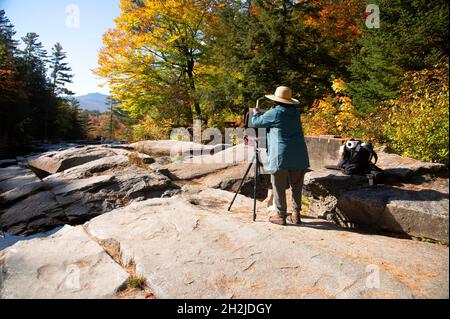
xmin=265 ymin=86 xmax=299 ymax=105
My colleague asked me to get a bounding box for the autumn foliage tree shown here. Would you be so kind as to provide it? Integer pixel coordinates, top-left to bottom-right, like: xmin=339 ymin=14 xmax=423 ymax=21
xmin=96 ymin=0 xmax=220 ymax=126
xmin=304 ymin=0 xmax=366 ymax=68
xmin=94 ymin=1 xmax=448 ymax=164
xmin=96 ymin=0 xmax=367 ymax=127
xmin=302 ymin=78 xmax=358 ymax=138
xmin=192 ymin=0 xmax=366 ymax=119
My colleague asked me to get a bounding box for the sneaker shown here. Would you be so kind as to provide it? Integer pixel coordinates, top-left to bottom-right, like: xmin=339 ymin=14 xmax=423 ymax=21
xmin=288 ymin=212 xmax=302 ymax=225
xmin=269 ymin=215 xmax=287 ymax=226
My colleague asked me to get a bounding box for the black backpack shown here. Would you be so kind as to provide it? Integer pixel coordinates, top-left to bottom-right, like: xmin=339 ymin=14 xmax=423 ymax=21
xmin=337 ymin=139 xmax=382 ymax=175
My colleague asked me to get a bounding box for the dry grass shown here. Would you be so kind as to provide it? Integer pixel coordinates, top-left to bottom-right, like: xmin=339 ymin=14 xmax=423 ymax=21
xmin=128 ymin=151 xmax=149 ymax=169
xmin=82 ymin=230 xmax=157 ymax=299
xmin=115 ymin=259 xmax=156 ymax=299
xmin=127 ymin=275 xmax=147 ymax=290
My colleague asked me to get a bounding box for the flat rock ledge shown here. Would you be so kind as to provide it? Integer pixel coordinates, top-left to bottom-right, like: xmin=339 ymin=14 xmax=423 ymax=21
xmin=131 ymin=140 xmax=230 ymax=157
xmin=27 ymin=145 xmax=152 ymax=178
xmin=130 ymin=141 xmax=449 ymax=242
xmin=0 ymin=225 xmax=128 ymax=299
xmin=302 ymin=167 xmax=449 ymax=242
xmin=159 ymin=143 xmax=448 ymax=242
xmin=1 ymin=188 xmax=448 ymax=299
xmin=337 ymin=184 xmax=449 ymax=242
xmin=1 ymin=141 xmax=448 ymax=242
xmin=0 ymin=146 xmax=177 ymax=236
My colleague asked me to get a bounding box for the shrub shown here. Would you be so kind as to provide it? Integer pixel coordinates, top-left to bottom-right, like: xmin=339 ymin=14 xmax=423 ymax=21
xmin=354 ymin=108 xmax=391 ymax=144
xmin=302 ymin=66 xmax=449 ymax=167
xmin=131 ymin=116 xmax=174 ymax=142
xmin=302 ymin=79 xmax=358 ymax=138
xmin=382 ymin=63 xmax=449 ymax=165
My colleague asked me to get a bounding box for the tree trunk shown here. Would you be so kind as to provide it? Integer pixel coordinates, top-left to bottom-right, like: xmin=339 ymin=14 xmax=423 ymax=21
xmin=110 ymin=103 xmax=113 ymax=141
xmin=186 ymin=58 xmax=201 ymax=119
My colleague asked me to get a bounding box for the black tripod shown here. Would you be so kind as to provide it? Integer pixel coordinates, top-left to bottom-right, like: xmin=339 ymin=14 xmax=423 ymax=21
xmin=227 ymin=145 xmax=263 ymax=222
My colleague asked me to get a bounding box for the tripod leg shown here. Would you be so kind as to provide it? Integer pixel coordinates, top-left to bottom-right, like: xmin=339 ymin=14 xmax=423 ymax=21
xmin=227 ymin=156 xmax=255 ymax=211
xmin=253 ymin=152 xmax=259 ymax=222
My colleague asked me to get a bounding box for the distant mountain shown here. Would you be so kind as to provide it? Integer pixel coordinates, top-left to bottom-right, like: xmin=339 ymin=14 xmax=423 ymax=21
xmin=75 ymin=93 xmax=109 ymax=113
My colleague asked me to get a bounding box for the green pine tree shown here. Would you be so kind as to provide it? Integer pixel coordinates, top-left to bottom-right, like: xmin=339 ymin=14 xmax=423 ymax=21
xmin=54 ymin=98 xmax=87 ymax=140
xmin=204 ymin=0 xmax=342 ymax=116
xmin=348 ymin=0 xmax=449 ymax=113
xmin=20 ymin=32 xmax=48 ymax=77
xmin=18 ymin=32 xmax=54 ymax=140
xmin=0 ymin=10 xmax=28 ymax=141
xmin=1 ymin=12 xmax=84 ymax=142
xmin=50 ymin=42 xmax=74 ymax=96
xmin=0 ymin=10 xmax=18 ymax=50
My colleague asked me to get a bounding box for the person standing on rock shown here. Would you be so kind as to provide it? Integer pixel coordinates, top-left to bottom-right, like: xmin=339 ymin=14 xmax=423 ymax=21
xmin=251 ymin=86 xmax=310 ymax=226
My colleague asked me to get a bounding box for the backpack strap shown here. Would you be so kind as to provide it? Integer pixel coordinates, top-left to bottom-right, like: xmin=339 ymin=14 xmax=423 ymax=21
xmin=371 ymin=150 xmax=378 ymax=165
xmin=349 ymin=141 xmax=363 ymax=161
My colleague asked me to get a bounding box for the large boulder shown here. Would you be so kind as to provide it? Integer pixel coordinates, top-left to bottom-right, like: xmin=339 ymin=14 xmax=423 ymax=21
xmin=162 ymin=144 xmax=269 ymax=184
xmin=303 ymin=169 xmax=369 ymax=198
xmin=377 ymin=151 xmax=448 ymax=181
xmin=86 ymin=166 xmax=177 ymax=202
xmin=164 ymin=162 xmax=233 ymax=181
xmin=0 ymin=191 xmax=66 ymax=235
xmin=0 ymin=225 xmax=129 ymax=299
xmin=60 ymin=155 xmax=130 ymax=179
xmin=159 ymin=144 xmax=250 ymax=181
xmin=302 ymin=169 xmax=370 ymax=220
xmin=0 ymin=165 xmax=176 ymax=235
xmin=27 ymin=146 xmax=133 ymax=178
xmin=48 ymin=166 xmax=173 ymax=228
xmin=302 ymin=159 xmax=449 ymax=241
xmin=337 ymin=181 xmax=449 ymax=242
xmin=159 ymin=144 xmax=272 ymax=198
xmin=196 ymin=163 xmax=271 ymax=199
xmin=131 ymin=140 xmax=229 ymax=157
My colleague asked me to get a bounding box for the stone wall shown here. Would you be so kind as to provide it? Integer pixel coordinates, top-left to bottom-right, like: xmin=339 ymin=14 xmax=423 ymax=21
xmin=305 ymin=136 xmax=345 ymax=170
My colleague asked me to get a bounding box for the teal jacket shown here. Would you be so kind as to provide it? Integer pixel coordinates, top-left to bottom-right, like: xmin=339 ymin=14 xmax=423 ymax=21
xmin=252 ymin=105 xmax=310 ymax=173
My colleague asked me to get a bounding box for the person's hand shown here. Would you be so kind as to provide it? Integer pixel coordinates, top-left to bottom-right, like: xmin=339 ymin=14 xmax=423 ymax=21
xmin=251 ymin=108 xmax=261 ymax=114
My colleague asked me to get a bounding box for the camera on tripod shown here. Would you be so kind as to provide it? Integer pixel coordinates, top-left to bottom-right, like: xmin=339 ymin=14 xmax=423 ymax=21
xmin=243 ymin=97 xmax=268 ymax=149
xmin=228 ymin=97 xmax=269 ymax=221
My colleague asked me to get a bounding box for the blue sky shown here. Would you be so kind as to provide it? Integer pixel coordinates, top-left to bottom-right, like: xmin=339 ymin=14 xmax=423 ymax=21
xmin=1 ymin=0 xmax=120 ymax=96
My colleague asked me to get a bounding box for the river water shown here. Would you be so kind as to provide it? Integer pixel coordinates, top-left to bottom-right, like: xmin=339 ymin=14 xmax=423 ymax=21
xmin=0 ymin=141 xmax=130 ymax=252
xmin=0 ymin=227 xmax=63 ymax=251
xmin=0 ymin=141 xmax=102 ymax=160
xmin=0 ymin=143 xmax=86 ymax=252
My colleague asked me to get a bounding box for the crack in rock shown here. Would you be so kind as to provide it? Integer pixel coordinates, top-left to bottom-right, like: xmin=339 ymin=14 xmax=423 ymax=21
xmin=81 ymin=226 xmax=154 ymax=299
